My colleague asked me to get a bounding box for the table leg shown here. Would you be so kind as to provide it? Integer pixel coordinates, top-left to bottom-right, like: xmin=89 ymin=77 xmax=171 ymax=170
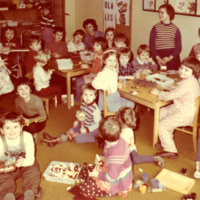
xmin=153 ymin=105 xmax=160 ymax=148
xmin=67 ymin=72 xmax=71 ymax=109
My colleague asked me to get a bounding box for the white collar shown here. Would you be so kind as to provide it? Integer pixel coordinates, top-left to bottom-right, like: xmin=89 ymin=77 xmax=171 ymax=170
xmin=136 ymin=56 xmax=148 ymax=64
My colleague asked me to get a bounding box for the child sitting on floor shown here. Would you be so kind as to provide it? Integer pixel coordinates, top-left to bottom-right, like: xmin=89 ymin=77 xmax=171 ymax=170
xmin=117 ymin=106 xmax=164 ymax=167
xmin=41 ymin=83 xmax=101 ymax=146
xmin=77 ymin=116 xmax=133 ymax=199
xmin=92 ymin=49 xmax=134 ymax=113
xmin=0 ymin=112 xmax=42 ymax=200
xmin=151 ymin=56 xmax=200 ymax=159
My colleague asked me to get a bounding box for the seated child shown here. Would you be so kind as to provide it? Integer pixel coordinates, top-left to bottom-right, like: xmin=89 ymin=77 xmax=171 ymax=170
xmin=132 ymin=44 xmax=157 ymax=73
xmin=75 ymin=37 xmax=106 ymax=103
xmin=151 ymin=56 xmax=200 ymax=159
xmin=118 ymin=47 xmax=136 ymax=80
xmin=47 ymin=26 xmax=68 ymax=59
xmin=25 ymin=36 xmax=42 ymax=74
xmin=105 ymin=27 xmax=116 ymax=49
xmin=0 ymin=112 xmax=42 ymax=200
xmin=15 ymin=77 xmax=47 ymax=139
xmin=77 ymin=116 xmax=133 ymax=199
xmin=92 ymin=49 xmax=135 ymax=113
xmin=33 ymin=50 xmax=64 ymax=107
xmin=117 ymin=106 xmax=164 ymax=167
xmin=194 ymin=135 xmax=200 ymax=179
xmin=40 ymin=83 xmax=101 ymax=146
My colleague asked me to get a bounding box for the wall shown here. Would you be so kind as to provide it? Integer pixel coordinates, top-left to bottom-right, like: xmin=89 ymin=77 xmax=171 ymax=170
xmin=66 ymin=0 xmax=200 ymax=59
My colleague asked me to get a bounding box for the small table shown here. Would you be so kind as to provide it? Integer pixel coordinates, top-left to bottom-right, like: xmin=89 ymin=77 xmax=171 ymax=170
xmin=119 ymin=79 xmax=173 ymax=147
xmin=54 ymin=64 xmax=89 ymax=109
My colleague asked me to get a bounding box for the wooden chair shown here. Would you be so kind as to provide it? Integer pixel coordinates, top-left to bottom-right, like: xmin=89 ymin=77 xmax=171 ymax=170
xmin=175 ymin=96 xmax=200 ymax=152
xmin=103 ymin=90 xmax=116 ymax=117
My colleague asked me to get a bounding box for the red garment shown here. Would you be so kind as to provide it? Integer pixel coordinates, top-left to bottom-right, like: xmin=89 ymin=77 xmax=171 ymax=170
xmin=88 ymin=51 xmax=103 ymax=74
xmin=48 ymin=40 xmax=68 ymax=58
xmin=25 ymin=50 xmax=37 ymax=73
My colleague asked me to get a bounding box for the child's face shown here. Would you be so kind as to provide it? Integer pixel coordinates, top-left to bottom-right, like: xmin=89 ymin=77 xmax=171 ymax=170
xmin=104 ymin=54 xmax=118 ymax=71
xmin=114 ymin=41 xmax=127 ymax=49
xmin=42 ymin=8 xmax=50 ymax=16
xmin=179 ymin=65 xmax=193 ymax=79
xmin=1 ymin=120 xmax=22 ymax=140
xmin=82 ymin=89 xmax=96 ymax=104
xmin=54 ymin=32 xmax=63 ymax=42
xmin=73 ymin=34 xmax=83 ymax=44
xmin=196 ymin=53 xmax=200 ymax=61
xmin=17 ymin=84 xmax=31 ymax=99
xmin=159 ymin=8 xmax=170 ymax=23
xmin=106 ymin=31 xmax=114 ymax=42
xmin=93 ymin=42 xmax=102 ymax=53
xmin=30 ymin=41 xmax=41 ymax=52
xmin=5 ymin=30 xmax=14 ymax=41
xmin=119 ymin=54 xmax=130 ymax=67
xmin=85 ymin=23 xmax=95 ymax=35
xmin=138 ymin=51 xmax=150 ymax=62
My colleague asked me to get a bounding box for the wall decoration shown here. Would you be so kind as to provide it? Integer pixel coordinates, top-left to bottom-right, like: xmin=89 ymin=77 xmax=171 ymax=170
xmin=104 ymin=0 xmax=116 ymax=30
xmin=116 ymin=0 xmax=130 ymax=26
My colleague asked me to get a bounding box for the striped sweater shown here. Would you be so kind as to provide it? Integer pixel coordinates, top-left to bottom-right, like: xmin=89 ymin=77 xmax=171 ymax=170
xmin=98 ymin=138 xmax=133 ymax=195
xmin=80 ymin=101 xmax=101 ymax=133
xmin=40 ymin=14 xmax=55 ymax=29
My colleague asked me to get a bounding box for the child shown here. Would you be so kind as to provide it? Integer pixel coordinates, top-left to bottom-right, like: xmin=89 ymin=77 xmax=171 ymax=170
xmin=47 ymin=26 xmax=68 ymax=58
xmin=0 ymin=112 xmax=41 ymax=200
xmin=82 ymin=18 xmax=105 ymax=50
xmin=117 ymin=106 xmax=164 ymax=167
xmin=194 ymin=135 xmax=200 ymax=179
xmin=114 ymin=32 xmax=129 ymax=49
xmin=151 ymin=56 xmax=200 ymax=159
xmin=15 ymin=77 xmax=47 ymax=138
xmin=77 ymin=116 xmax=133 ymax=198
xmin=92 ymin=49 xmax=135 ymax=113
xmin=149 ymin=4 xmax=182 ymax=70
xmin=189 ymin=27 xmax=200 ymax=57
xmin=33 ymin=50 xmax=64 ymax=107
xmin=118 ymin=47 xmax=136 ymax=80
xmin=40 ymin=83 xmax=101 ymax=146
xmin=105 ymin=27 xmax=116 ymax=49
xmin=40 ymin=3 xmax=55 ymax=49
xmin=25 ymin=36 xmax=42 ymax=74
xmin=75 ymin=37 xmax=106 ymax=103
xmin=132 ymin=44 xmax=157 ymax=73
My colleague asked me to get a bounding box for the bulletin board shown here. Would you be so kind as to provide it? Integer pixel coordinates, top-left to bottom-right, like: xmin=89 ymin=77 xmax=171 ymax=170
xmin=104 ymin=0 xmax=132 ymax=46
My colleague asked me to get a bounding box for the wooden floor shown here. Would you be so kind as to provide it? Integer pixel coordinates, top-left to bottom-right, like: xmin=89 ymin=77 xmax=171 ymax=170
xmin=1 ymin=93 xmax=200 ymax=200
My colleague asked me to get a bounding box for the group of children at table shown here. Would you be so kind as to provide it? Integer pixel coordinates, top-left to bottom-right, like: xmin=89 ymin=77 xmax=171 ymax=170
xmin=1 ymin=2 xmax=200 ymax=200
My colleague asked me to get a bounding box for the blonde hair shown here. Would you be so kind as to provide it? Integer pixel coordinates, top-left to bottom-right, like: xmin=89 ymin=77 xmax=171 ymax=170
xmin=34 ymin=50 xmax=51 ymax=65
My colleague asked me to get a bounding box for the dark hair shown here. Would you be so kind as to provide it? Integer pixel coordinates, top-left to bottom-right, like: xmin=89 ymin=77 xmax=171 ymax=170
xmin=118 ymin=47 xmax=132 ymax=59
xmin=105 ymin=27 xmax=117 ymax=38
xmin=42 ymin=3 xmax=51 ymax=12
xmin=81 ymin=83 xmax=97 ymax=96
xmin=137 ymin=44 xmax=150 ymax=55
xmin=26 ymin=35 xmax=41 ymax=48
xmin=15 ymin=77 xmax=33 ymax=94
xmin=159 ymin=4 xmax=175 ymax=21
xmin=0 ymin=112 xmax=25 ymax=129
xmin=93 ymin=37 xmax=107 ymax=51
xmin=181 ymin=56 xmax=200 ymax=78
xmin=3 ymin=27 xmax=17 ymax=39
xmin=114 ymin=33 xmax=129 ymax=47
xmin=99 ymin=116 xmax=121 ymax=142
xmin=73 ymin=29 xmax=85 ymax=37
xmin=83 ymin=19 xmax=98 ymax=31
xmin=53 ymin=26 xmax=65 ymax=40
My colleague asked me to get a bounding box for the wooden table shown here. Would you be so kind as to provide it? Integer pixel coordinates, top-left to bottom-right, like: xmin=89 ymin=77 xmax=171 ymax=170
xmin=54 ymin=65 xmax=89 ymax=109
xmin=119 ymin=79 xmax=173 ymax=148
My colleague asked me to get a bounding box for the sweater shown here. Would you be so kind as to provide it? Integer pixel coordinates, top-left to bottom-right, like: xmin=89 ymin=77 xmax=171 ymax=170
xmin=48 ymin=40 xmax=68 ymax=58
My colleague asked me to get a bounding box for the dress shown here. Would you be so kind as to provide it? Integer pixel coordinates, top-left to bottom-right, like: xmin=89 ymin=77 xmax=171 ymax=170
xmin=83 ymin=30 xmax=104 ymax=50
xmin=149 ymin=22 xmax=182 ymax=70
xmin=48 ymin=40 xmax=68 ymax=58
xmin=0 ymin=132 xmax=41 ymax=199
xmin=158 ymin=76 xmax=200 ymax=153
xmin=119 ymin=62 xmax=136 ymax=76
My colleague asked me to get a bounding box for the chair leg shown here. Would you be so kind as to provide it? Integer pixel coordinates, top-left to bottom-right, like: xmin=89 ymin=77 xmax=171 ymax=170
xmin=193 ymin=128 xmax=197 ymax=152
xmin=45 ymin=100 xmax=49 ymax=116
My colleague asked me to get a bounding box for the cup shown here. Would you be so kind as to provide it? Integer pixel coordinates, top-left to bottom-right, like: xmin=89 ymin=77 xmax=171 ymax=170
xmin=139 ymin=184 xmax=148 ymax=194
xmin=151 ymin=178 xmax=159 ymax=189
xmin=141 ymin=172 xmax=149 ymax=183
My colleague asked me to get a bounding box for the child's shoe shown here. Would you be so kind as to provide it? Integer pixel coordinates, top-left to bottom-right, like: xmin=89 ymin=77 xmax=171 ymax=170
xmin=194 ymin=161 xmax=200 ymax=179
xmin=24 ymin=190 xmax=34 ymax=200
xmin=3 ymin=193 xmax=16 ymax=200
xmin=43 ymin=132 xmax=56 ymax=141
xmin=154 ymin=156 xmax=165 ymax=168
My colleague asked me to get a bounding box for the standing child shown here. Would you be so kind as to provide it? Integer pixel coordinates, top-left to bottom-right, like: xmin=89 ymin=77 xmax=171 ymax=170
xmin=105 ymin=27 xmax=116 ymax=49
xmin=117 ymin=106 xmax=164 ymax=167
xmin=151 ymin=57 xmax=200 ymax=159
xmin=77 ymin=116 xmax=133 ymax=198
xmin=75 ymin=37 xmax=106 ymax=103
xmin=33 ymin=50 xmax=64 ymax=107
xmin=0 ymin=112 xmax=41 ymax=200
xmin=15 ymin=77 xmax=47 ymax=139
xmin=40 ymin=83 xmax=101 ymax=146
xmin=132 ymin=44 xmax=157 ymax=73
xmin=149 ymin=4 xmax=182 ymax=70
xmin=92 ymin=49 xmax=134 ymax=113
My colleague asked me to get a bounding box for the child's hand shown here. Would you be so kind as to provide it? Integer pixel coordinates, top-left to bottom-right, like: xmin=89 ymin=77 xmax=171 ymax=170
xmin=23 ymin=118 xmax=30 ymax=124
xmin=15 ymin=157 xmax=24 ymax=168
xmin=52 ymin=53 xmax=60 ymax=58
xmin=81 ymin=63 xmax=89 ymax=69
xmin=9 ymin=43 xmax=16 ymax=48
xmin=73 ymin=120 xmax=79 ymax=127
xmin=151 ymin=88 xmax=160 ymax=95
xmin=80 ymin=127 xmax=87 ymax=134
xmin=148 ymin=57 xmax=155 ymax=64
xmin=47 ymin=69 xmax=53 ymax=75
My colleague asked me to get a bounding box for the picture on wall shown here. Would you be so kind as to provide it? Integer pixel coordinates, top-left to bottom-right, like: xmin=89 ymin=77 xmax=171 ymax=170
xmin=143 ymin=0 xmax=155 ymax=10
xmin=197 ymin=0 xmax=200 ymax=15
